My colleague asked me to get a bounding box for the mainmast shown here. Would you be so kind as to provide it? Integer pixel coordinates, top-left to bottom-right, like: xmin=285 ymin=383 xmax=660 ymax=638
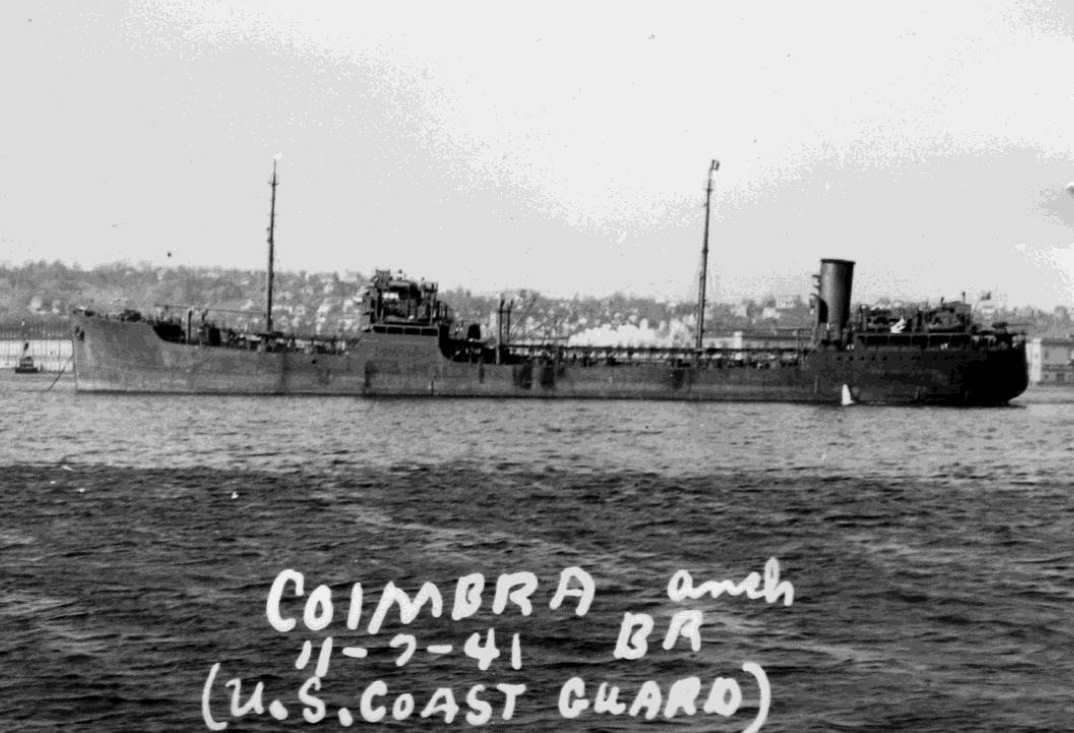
xmin=266 ymin=161 xmax=278 ymax=333
xmin=696 ymin=159 xmax=719 ymax=351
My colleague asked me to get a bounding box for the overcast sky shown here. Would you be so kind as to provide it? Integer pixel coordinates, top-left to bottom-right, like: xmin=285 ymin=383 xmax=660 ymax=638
xmin=2 ymin=1 xmax=1073 ymax=307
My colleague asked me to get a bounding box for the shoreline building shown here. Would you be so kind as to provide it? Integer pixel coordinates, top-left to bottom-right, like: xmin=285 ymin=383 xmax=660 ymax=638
xmin=1027 ymin=337 xmax=1074 ymax=385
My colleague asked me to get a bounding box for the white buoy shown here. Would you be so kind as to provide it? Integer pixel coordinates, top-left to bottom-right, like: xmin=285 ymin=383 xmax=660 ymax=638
xmin=841 ymin=384 xmax=855 ymax=406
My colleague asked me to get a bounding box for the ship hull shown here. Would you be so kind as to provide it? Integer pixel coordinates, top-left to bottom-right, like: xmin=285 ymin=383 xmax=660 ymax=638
xmin=72 ymin=316 xmax=1028 ymax=405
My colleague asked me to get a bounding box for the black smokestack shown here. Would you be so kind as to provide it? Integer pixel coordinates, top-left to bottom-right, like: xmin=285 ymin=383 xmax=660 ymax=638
xmin=816 ymin=259 xmax=855 ymax=334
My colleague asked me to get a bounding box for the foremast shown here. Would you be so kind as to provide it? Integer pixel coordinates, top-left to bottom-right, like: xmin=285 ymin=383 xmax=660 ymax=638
xmin=266 ymin=161 xmax=279 ymax=333
xmin=697 ymin=159 xmax=719 ymax=351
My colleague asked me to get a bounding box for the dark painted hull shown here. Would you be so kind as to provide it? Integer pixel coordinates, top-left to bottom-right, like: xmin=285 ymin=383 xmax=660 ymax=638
xmin=71 ymin=316 xmax=1028 ymax=405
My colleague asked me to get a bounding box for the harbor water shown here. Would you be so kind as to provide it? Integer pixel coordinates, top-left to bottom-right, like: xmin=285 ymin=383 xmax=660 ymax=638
xmin=0 ymin=374 xmax=1071 ymax=731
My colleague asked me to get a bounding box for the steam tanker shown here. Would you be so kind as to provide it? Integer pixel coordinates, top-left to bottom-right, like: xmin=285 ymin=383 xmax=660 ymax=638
xmin=71 ymin=165 xmax=1027 ymax=405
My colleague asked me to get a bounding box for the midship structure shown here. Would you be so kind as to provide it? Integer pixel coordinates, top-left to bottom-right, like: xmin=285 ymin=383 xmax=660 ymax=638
xmin=72 ymin=163 xmax=1028 ymax=405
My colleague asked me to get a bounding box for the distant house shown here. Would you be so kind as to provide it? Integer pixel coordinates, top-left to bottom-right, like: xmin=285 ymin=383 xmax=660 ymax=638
xmin=974 ymin=291 xmax=1000 ymax=323
xmin=1027 ymin=337 xmax=1074 ymax=385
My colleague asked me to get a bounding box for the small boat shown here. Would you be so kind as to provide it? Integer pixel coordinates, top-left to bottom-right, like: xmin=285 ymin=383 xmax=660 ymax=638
xmin=841 ymin=384 xmax=855 ymax=406
xmin=15 ymin=346 xmax=40 ymax=374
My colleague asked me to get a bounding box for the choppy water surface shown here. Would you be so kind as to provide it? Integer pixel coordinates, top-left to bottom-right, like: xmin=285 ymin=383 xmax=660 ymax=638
xmin=1 ymin=375 xmax=1072 ymax=731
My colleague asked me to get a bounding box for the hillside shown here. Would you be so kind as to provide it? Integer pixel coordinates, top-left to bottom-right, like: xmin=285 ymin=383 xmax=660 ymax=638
xmin=0 ymin=261 xmax=1070 ymax=341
